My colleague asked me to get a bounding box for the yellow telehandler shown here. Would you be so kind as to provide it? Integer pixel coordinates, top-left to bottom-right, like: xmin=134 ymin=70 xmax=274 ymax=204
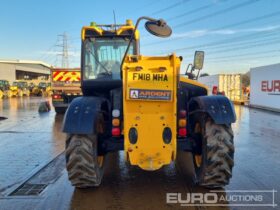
xmin=63 ymin=17 xmax=236 ymax=189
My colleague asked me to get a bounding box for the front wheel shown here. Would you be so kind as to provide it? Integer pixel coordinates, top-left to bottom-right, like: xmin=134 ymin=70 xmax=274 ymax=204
xmin=65 ymin=135 xmax=104 ymax=188
xmin=193 ymin=118 xmax=234 ymax=188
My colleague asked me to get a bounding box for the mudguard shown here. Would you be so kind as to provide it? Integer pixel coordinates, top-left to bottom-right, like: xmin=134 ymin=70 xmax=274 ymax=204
xmin=189 ymin=95 xmax=236 ymax=124
xmin=63 ymin=96 xmax=107 ymax=134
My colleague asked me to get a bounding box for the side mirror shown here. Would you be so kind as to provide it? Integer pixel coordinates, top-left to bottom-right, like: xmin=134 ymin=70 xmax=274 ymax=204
xmin=193 ymin=51 xmax=204 ymax=70
xmin=145 ymin=19 xmax=172 ymax=38
xmin=121 ymin=16 xmax=172 ymax=78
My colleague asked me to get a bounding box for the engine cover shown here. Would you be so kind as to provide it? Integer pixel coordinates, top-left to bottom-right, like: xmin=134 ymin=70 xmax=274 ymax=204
xmin=122 ymin=54 xmax=181 ymax=170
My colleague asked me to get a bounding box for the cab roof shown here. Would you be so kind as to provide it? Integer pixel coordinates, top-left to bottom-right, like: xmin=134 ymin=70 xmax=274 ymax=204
xmin=81 ymin=19 xmax=139 ymax=40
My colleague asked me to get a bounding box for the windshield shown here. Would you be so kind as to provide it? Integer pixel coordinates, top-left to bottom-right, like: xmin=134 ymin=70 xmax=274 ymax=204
xmin=83 ymin=38 xmax=134 ymax=80
xmin=13 ymin=82 xmax=27 ymax=87
xmin=39 ymin=82 xmax=47 ymax=88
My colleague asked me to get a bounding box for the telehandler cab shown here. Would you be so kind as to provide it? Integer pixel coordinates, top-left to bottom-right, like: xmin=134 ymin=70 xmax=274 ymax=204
xmin=63 ymin=17 xmax=236 ymax=188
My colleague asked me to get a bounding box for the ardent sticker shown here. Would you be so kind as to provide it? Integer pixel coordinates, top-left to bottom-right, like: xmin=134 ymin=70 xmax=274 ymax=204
xmin=129 ymin=89 xmax=172 ymax=101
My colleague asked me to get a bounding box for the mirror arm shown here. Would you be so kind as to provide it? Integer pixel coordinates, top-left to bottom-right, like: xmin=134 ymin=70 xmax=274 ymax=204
xmin=190 ymin=65 xmax=195 ymax=75
xmin=196 ymin=69 xmax=201 ymax=80
xmin=185 ymin=63 xmax=193 ymax=75
xmin=120 ymin=16 xmax=160 ymax=79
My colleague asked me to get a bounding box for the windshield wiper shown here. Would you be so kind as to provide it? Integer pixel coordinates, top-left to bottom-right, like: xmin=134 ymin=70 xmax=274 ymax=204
xmin=86 ymin=47 xmax=110 ymax=74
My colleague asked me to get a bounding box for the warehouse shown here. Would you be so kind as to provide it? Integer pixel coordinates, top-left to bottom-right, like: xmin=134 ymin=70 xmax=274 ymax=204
xmin=0 ymin=59 xmax=51 ymax=83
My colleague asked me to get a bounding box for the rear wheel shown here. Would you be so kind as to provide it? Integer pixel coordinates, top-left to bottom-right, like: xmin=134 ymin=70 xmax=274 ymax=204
xmin=66 ymin=134 xmax=104 ymax=188
xmin=65 ymin=113 xmax=106 ymax=188
xmin=193 ymin=118 xmax=234 ymax=188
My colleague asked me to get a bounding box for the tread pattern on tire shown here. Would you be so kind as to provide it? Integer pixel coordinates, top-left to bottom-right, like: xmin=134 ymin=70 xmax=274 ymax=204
xmin=65 ymin=135 xmax=103 ymax=188
xmin=198 ymin=120 xmax=234 ymax=188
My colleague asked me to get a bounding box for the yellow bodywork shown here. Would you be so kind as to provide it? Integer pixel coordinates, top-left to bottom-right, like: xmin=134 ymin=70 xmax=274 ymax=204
xmin=122 ymin=54 xmax=181 ymax=171
xmin=10 ymin=86 xmax=18 ymax=96
xmin=0 ymin=90 xmax=12 ymax=98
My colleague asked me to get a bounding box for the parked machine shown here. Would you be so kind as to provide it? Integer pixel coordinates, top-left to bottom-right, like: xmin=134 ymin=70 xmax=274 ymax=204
xmin=51 ymin=68 xmax=81 ymax=114
xmin=0 ymin=80 xmax=12 ymax=98
xmin=10 ymin=81 xmax=30 ymax=97
xmin=63 ymin=17 xmax=236 ymax=189
xmin=32 ymin=82 xmax=52 ymax=97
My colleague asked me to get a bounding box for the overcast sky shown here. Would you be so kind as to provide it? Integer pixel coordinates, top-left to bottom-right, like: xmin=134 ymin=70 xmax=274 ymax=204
xmin=0 ymin=0 xmax=279 ymax=74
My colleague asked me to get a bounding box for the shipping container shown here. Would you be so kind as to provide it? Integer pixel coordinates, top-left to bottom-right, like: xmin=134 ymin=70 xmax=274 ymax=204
xmin=198 ymin=74 xmax=245 ymax=103
xmin=250 ymin=63 xmax=280 ymax=112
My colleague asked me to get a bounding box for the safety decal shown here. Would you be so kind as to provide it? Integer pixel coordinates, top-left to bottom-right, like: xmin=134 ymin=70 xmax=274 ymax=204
xmin=129 ymin=89 xmax=172 ymax=101
xmin=52 ymin=71 xmax=81 ymax=82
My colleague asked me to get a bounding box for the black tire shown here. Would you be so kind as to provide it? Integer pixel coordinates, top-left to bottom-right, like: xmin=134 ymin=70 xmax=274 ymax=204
xmin=193 ymin=119 xmax=234 ymax=188
xmin=55 ymin=107 xmax=66 ymax=114
xmin=65 ymin=134 xmax=104 ymax=188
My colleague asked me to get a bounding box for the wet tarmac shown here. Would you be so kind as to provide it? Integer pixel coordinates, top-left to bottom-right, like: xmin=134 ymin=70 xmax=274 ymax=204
xmin=0 ymin=97 xmax=279 ymax=210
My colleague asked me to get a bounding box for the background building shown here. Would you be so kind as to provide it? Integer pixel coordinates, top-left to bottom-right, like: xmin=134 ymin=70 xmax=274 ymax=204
xmin=0 ymin=59 xmax=51 ymax=82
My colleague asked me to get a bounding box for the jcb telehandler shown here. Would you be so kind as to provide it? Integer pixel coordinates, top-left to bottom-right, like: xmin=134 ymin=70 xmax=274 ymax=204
xmin=63 ymin=17 xmax=236 ymax=188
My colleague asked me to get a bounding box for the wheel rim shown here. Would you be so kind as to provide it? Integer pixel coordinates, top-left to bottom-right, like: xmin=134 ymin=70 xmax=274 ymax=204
xmin=194 ymin=122 xmax=201 ymax=133
xmin=194 ymin=122 xmax=202 ymax=167
xmin=194 ymin=155 xmax=202 ymax=167
xmin=96 ymin=114 xmax=105 ymax=167
xmin=97 ymin=156 xmax=104 ymax=167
